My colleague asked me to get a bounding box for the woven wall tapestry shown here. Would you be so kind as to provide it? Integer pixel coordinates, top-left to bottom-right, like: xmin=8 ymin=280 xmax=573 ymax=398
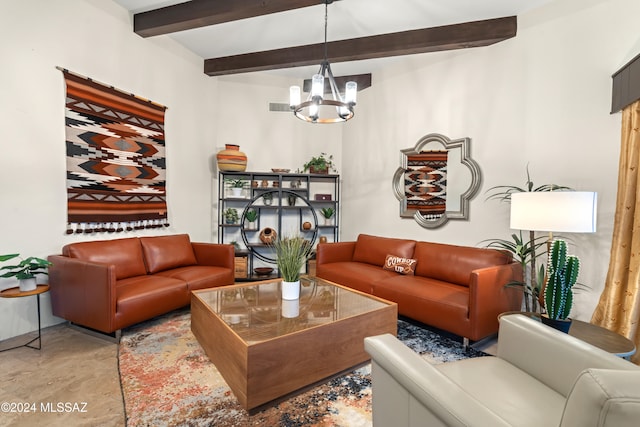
xmin=61 ymin=69 xmax=169 ymax=234
xmin=404 ymin=150 xmax=448 ymax=220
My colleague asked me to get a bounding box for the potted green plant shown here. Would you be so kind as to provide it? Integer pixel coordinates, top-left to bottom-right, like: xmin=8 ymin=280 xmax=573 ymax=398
xmin=244 ymin=208 xmax=258 ymax=229
xmin=320 ymin=207 xmax=335 ymax=225
xmin=485 ymin=166 xmax=572 ymax=311
xmin=303 ymin=153 xmax=336 ymax=174
xmin=262 ymin=192 xmax=273 ymax=206
xmin=272 ymin=235 xmax=313 ymax=300
xmin=542 ymin=239 xmax=580 ymax=332
xmin=225 ymin=178 xmax=246 ymax=197
xmin=0 ymin=254 xmax=52 ymax=292
xmin=223 ymin=208 xmax=239 ymax=224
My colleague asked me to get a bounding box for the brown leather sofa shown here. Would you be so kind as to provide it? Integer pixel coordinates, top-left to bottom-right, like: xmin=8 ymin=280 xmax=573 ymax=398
xmin=48 ymin=234 xmax=234 ymax=335
xmin=316 ymin=234 xmax=523 ymax=343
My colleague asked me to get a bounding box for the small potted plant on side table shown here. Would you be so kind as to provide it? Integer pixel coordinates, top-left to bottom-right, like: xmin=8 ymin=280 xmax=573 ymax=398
xmin=0 ymin=254 xmax=52 ymax=292
xmin=542 ymin=239 xmax=580 ymax=333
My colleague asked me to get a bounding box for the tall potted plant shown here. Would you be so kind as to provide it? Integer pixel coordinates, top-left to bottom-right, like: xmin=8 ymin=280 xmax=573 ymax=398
xmin=0 ymin=254 xmax=52 ymax=292
xmin=542 ymin=239 xmax=580 ymax=332
xmin=272 ymin=235 xmax=313 ymax=300
xmin=485 ymin=166 xmax=571 ymax=311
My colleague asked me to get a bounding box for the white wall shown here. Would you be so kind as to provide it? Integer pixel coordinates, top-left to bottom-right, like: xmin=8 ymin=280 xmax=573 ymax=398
xmin=342 ymin=0 xmax=640 ymax=321
xmin=0 ymin=0 xmax=219 ymax=340
xmin=1 ymin=0 xmax=638 ymax=341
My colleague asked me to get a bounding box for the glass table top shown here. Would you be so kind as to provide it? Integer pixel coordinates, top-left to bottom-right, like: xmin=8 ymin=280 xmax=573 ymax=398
xmin=194 ymin=276 xmax=391 ymax=344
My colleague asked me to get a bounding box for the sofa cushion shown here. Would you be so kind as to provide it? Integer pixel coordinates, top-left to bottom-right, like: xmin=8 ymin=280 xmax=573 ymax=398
xmin=317 ymin=261 xmax=398 ymax=294
xmin=140 ymin=234 xmax=197 ymax=274
xmin=383 ymin=254 xmax=417 ymax=275
xmin=63 ymin=237 xmax=147 ymax=280
xmin=352 ymin=234 xmax=416 ymax=266
xmin=414 ymin=241 xmax=512 ymax=286
xmin=155 ymin=265 xmax=234 ymax=291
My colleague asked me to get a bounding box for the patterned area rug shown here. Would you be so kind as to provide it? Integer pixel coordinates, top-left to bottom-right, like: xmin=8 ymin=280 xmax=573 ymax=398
xmin=118 ymin=309 xmax=486 ymax=426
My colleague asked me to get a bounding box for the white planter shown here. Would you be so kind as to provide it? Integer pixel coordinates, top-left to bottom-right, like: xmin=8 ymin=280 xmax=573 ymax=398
xmin=281 ymin=280 xmax=300 ymax=300
xmin=231 ymin=188 xmax=243 ymax=197
xmin=281 ymin=299 xmax=300 ymax=318
xmin=19 ymin=278 xmax=37 ymax=292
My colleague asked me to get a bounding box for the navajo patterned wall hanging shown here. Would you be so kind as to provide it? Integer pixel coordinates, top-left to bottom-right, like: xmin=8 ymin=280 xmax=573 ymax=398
xmin=60 ymin=69 xmax=169 ymax=234
xmin=392 ymin=133 xmax=482 ymax=229
xmin=404 ymin=150 xmax=448 ymax=220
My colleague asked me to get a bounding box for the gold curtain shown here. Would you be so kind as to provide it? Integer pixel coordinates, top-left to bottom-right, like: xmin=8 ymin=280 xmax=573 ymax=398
xmin=592 ymin=99 xmax=640 ymax=364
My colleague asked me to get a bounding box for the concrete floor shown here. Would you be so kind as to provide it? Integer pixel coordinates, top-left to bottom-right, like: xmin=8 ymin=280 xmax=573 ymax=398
xmin=0 ymin=324 xmax=124 ymax=427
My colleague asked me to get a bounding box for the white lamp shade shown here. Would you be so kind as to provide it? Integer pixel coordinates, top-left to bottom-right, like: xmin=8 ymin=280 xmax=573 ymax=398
xmin=510 ymin=191 xmax=597 ymax=233
xmin=345 ymin=81 xmax=357 ymax=104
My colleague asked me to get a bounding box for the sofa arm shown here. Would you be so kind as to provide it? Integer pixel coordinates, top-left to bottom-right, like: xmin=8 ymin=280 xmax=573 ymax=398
xmin=365 ymin=334 xmax=511 ymax=427
xmin=498 ymin=315 xmax=636 ymax=397
xmin=192 ymin=243 xmax=234 ymax=269
xmin=316 ymin=241 xmax=356 ymax=266
xmin=561 ymin=369 xmax=640 ymax=427
xmin=467 ymin=262 xmax=523 ymax=340
xmin=47 ymin=255 xmax=117 ymax=333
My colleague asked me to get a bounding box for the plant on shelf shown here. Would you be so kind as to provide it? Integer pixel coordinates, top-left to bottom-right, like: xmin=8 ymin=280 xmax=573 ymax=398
xmin=223 ymin=208 xmax=239 ymax=224
xmin=320 ymin=207 xmax=335 ymax=219
xmin=262 ymin=192 xmax=273 ymax=206
xmin=272 ymin=235 xmax=313 ymax=283
xmin=303 ymin=153 xmax=336 ymax=174
xmin=0 ymin=254 xmax=52 ymax=292
xmin=244 ymin=209 xmax=258 ymax=229
xmin=225 ymin=178 xmax=246 ymax=188
xmin=484 ymin=166 xmax=572 ymax=312
xmin=543 ymin=239 xmax=580 ymax=328
xmin=225 ymin=178 xmax=246 ymax=197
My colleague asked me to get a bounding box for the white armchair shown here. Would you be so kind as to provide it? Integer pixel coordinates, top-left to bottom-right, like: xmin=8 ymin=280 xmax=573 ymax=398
xmin=364 ymin=314 xmax=640 ymax=427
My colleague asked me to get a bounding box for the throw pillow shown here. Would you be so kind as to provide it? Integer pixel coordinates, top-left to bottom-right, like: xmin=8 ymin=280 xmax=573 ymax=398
xmin=383 ymin=254 xmax=417 ymax=275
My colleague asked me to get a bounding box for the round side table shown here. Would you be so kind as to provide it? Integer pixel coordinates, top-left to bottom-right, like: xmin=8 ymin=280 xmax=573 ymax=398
xmin=0 ymin=284 xmax=50 ymax=352
xmin=501 ymin=311 xmax=636 ymax=359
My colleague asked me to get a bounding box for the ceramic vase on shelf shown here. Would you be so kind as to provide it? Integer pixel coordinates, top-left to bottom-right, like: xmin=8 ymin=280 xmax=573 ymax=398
xmin=281 ymin=280 xmax=300 ymax=300
xmin=259 ymin=227 xmax=277 ymax=244
xmin=216 ymin=144 xmax=247 ymax=172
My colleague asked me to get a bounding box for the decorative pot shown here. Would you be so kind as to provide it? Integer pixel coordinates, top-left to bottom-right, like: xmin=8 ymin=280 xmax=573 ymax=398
xmin=541 ymin=315 xmax=572 ymax=333
xmin=19 ymin=278 xmax=37 ymax=292
xmin=259 ymin=227 xmax=277 ymax=244
xmin=281 ymin=298 xmax=300 ymax=318
xmin=319 ymin=236 xmax=328 ymax=244
xmin=323 ymin=217 xmax=333 ymax=226
xmin=231 ymin=187 xmax=243 ymax=197
xmin=281 ymin=280 xmax=300 ymax=300
xmin=310 ymin=166 xmax=328 ymax=174
xmin=302 ymin=221 xmax=312 ymax=230
xmin=287 ymin=194 xmax=297 ymax=206
xmin=216 ymin=144 xmax=247 ymax=172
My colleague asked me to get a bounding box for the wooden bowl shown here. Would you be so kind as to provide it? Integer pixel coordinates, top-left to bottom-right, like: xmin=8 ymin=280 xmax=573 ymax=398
xmin=254 ymin=267 xmax=274 ymax=276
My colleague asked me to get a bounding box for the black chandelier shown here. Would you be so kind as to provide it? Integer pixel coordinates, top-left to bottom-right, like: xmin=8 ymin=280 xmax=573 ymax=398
xmin=289 ymin=0 xmax=357 ymax=124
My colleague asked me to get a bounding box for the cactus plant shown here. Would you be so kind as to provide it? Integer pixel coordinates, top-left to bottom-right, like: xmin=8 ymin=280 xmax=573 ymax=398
xmin=544 ymin=239 xmax=580 ymax=320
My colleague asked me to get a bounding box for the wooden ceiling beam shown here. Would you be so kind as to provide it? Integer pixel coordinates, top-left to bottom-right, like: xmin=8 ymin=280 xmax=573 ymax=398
xmin=204 ymin=16 xmax=517 ymax=76
xmin=134 ymin=0 xmax=325 ymax=38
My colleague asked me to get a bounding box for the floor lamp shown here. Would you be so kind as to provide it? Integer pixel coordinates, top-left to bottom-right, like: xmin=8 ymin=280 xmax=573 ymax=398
xmin=510 ymin=191 xmax=598 ymax=311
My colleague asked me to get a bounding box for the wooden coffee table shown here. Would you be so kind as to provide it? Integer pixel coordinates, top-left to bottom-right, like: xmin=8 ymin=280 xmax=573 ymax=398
xmin=191 ymin=276 xmax=397 ymax=411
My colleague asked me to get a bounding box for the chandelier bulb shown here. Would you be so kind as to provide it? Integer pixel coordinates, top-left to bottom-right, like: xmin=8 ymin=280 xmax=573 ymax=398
xmin=345 ymin=81 xmax=357 ymax=105
xmin=311 ymin=74 xmax=324 ymax=100
xmin=289 ymin=86 xmax=301 ymax=108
